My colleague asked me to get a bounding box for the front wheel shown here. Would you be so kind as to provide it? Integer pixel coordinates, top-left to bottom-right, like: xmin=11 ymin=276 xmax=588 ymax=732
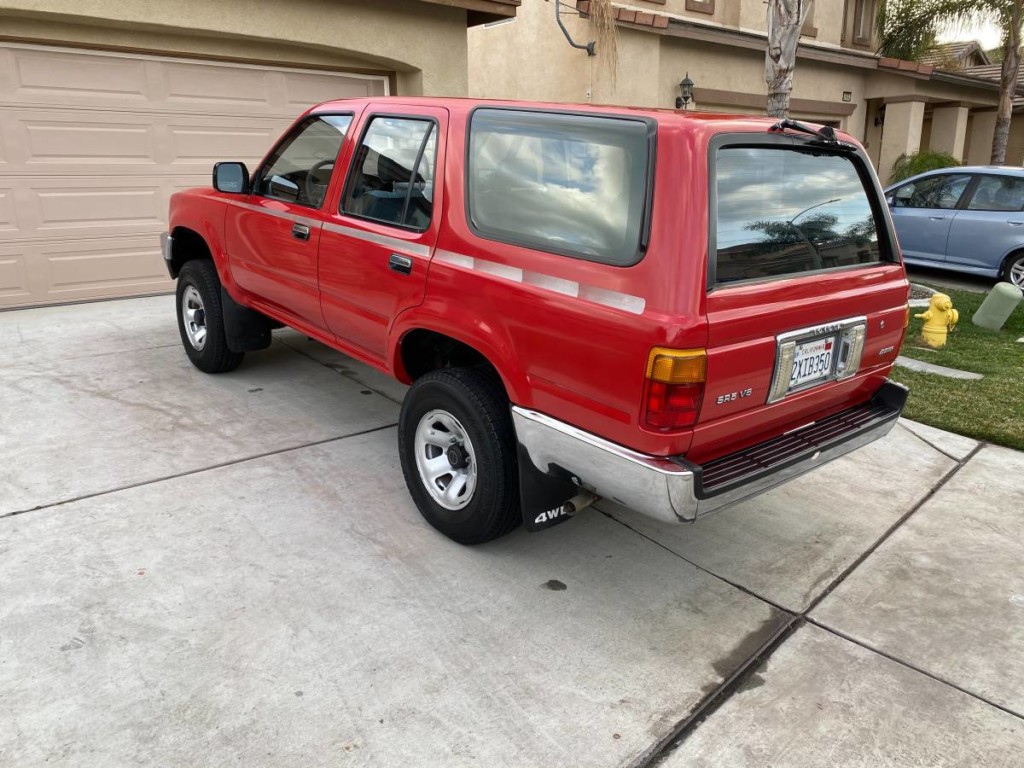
xmin=398 ymin=368 xmax=520 ymax=544
xmin=175 ymin=260 xmax=244 ymax=373
xmin=1003 ymin=251 xmax=1024 ymax=289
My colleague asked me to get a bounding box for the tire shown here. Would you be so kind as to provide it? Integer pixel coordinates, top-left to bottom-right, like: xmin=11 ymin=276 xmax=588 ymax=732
xmin=1002 ymin=251 xmax=1024 ymax=289
xmin=175 ymin=260 xmax=244 ymax=373
xmin=398 ymin=367 xmax=520 ymax=544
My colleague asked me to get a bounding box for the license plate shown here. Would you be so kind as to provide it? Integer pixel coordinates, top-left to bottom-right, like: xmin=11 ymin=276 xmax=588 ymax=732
xmin=789 ymin=336 xmax=835 ymax=390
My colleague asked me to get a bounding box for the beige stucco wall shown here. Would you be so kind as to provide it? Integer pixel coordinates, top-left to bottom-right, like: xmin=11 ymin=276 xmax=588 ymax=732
xmin=469 ymin=0 xmax=1003 ymax=180
xmin=470 ymin=2 xmax=869 ymax=137
xmin=469 ymin=5 xmax=592 ymax=102
xmin=0 ymin=0 xmax=470 ymax=95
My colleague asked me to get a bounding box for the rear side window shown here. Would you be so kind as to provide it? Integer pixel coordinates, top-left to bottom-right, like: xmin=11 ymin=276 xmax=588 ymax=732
xmin=966 ymin=175 xmax=1024 ymax=211
xmin=467 ymin=109 xmax=651 ymax=266
xmin=715 ymin=147 xmax=884 ymax=285
xmin=342 ymin=116 xmax=437 ymax=230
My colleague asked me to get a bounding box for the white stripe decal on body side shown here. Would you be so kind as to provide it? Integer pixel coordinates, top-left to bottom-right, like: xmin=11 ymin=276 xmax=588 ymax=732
xmin=227 ymin=201 xmax=431 ymax=258
xmin=322 ymin=222 xmax=431 ymax=258
xmin=433 ymin=249 xmax=646 ymax=315
xmin=229 ymin=200 xmax=320 ymax=228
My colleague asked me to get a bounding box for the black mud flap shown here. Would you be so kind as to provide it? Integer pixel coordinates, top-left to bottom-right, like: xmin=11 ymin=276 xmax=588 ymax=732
xmin=221 ymin=287 xmax=272 ymax=353
xmin=517 ymin=442 xmax=585 ymax=532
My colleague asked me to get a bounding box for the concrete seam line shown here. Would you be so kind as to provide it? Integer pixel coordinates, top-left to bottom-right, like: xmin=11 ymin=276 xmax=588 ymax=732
xmin=629 ymin=618 xmax=804 ymax=768
xmin=803 ymin=441 xmax=985 ymax=614
xmin=807 ymin=618 xmax=1024 ymax=723
xmin=596 ymin=506 xmax=794 ymax=615
xmin=607 ymin=441 xmax=986 ymax=767
xmin=0 ymin=422 xmax=399 ymax=521
xmin=3 ymin=343 xmax=181 ymax=373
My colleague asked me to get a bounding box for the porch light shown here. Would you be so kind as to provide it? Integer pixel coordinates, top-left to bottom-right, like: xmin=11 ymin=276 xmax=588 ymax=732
xmin=676 ymin=73 xmax=694 ymax=110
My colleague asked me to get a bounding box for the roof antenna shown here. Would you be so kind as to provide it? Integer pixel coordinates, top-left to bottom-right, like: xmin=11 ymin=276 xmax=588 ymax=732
xmin=555 ymin=0 xmax=596 ymax=56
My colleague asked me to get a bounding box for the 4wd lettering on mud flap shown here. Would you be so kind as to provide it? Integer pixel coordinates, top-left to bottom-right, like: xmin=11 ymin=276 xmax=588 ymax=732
xmin=534 ymin=506 xmax=571 ymax=525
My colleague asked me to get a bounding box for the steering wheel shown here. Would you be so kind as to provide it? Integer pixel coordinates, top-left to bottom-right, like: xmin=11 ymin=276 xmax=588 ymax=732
xmin=304 ymin=160 xmax=335 ymax=207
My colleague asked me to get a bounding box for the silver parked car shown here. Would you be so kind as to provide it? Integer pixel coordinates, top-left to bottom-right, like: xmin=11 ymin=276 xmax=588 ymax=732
xmin=885 ymin=166 xmax=1024 ymax=288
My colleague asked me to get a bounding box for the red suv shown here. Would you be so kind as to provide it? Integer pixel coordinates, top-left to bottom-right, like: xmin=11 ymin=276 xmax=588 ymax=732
xmin=163 ymin=97 xmax=909 ymax=544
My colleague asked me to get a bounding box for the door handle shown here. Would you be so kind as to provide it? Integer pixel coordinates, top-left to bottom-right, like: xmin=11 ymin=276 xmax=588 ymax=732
xmin=1008 ymin=221 xmax=1024 ymax=227
xmin=292 ymin=223 xmax=311 ymax=240
xmin=388 ymin=253 xmax=413 ymax=275
xmin=928 ymin=215 xmax=946 ymax=221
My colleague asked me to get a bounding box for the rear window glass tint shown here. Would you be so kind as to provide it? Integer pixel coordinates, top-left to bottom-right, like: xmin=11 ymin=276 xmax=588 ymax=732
xmin=468 ymin=109 xmax=650 ymax=266
xmin=715 ymin=147 xmax=883 ymax=285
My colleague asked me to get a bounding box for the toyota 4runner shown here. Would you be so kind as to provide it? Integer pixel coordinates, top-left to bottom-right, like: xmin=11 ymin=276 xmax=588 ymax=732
xmin=163 ymin=97 xmax=910 ymax=544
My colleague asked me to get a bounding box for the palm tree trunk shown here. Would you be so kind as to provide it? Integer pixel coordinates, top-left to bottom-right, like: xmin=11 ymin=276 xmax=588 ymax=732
xmin=766 ymin=0 xmax=812 ymax=118
xmin=992 ymin=4 xmax=1023 ymax=165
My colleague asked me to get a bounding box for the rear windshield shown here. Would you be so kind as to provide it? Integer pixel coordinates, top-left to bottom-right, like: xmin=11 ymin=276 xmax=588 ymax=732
xmin=714 ymin=147 xmax=884 ymax=286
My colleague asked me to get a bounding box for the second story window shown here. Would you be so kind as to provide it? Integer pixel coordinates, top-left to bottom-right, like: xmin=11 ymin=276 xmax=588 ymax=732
xmin=853 ymin=0 xmax=875 ymax=46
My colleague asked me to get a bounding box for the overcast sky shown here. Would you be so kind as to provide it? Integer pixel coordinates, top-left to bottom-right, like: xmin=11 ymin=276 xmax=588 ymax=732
xmin=936 ymin=20 xmax=1002 ymax=49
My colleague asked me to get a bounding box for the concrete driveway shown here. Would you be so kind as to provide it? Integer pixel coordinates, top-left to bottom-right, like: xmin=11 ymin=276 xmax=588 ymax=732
xmin=1 ymin=296 xmax=1022 ymax=767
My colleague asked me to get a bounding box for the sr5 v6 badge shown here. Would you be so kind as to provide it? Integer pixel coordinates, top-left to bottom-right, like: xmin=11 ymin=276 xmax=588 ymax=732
xmin=716 ymin=388 xmax=753 ymax=405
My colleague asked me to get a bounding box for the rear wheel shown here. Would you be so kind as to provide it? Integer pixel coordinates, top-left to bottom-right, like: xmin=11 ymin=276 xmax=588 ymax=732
xmin=398 ymin=367 xmax=520 ymax=544
xmin=175 ymin=260 xmax=244 ymax=373
xmin=1003 ymin=251 xmax=1024 ymax=289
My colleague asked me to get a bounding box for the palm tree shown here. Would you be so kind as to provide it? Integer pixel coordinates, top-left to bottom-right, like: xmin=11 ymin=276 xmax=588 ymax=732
xmin=878 ymin=0 xmax=1024 ymax=164
xmin=766 ymin=0 xmax=814 ymax=117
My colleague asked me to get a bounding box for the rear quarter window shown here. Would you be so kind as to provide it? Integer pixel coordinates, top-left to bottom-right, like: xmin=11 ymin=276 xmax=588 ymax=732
xmin=714 ymin=146 xmax=885 ymax=286
xmin=467 ymin=109 xmax=652 ymax=266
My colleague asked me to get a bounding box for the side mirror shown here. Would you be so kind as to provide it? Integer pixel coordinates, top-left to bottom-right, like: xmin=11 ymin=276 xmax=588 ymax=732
xmin=213 ymin=162 xmax=249 ymax=194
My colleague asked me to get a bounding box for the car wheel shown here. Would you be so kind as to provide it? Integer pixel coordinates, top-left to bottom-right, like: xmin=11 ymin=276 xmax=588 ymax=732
xmin=175 ymin=260 xmax=244 ymax=373
xmin=398 ymin=367 xmax=520 ymax=544
xmin=1003 ymin=251 xmax=1024 ymax=289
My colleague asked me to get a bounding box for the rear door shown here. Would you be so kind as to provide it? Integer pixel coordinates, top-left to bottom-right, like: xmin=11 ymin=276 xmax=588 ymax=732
xmin=946 ymin=173 xmax=1024 ymax=273
xmin=690 ymin=135 xmax=908 ymax=463
xmin=318 ymin=107 xmax=447 ymax=363
xmin=886 ymin=172 xmax=972 ymax=264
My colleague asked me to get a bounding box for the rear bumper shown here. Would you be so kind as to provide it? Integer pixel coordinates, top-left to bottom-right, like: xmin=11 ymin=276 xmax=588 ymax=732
xmin=511 ymin=381 xmax=907 ymax=524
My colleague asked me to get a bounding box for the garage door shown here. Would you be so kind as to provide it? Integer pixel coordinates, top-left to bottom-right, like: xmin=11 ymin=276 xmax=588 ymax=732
xmin=0 ymin=43 xmax=389 ymax=309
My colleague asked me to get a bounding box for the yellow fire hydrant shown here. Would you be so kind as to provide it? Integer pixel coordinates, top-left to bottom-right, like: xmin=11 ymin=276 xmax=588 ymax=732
xmin=915 ymin=292 xmax=959 ymax=348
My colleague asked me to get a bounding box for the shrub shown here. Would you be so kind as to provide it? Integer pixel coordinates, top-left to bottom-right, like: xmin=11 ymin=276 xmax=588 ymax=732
xmin=889 ymin=150 xmax=961 ymax=184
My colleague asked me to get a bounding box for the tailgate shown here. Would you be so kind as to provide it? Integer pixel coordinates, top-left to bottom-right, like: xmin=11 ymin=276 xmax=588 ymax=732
xmin=690 ymin=134 xmax=907 ymax=463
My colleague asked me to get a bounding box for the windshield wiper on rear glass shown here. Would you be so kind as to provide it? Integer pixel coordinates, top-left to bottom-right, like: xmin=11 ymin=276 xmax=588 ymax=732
xmin=768 ymin=119 xmax=856 ymax=150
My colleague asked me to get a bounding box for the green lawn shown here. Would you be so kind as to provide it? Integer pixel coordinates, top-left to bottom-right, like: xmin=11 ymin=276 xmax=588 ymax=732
xmin=891 ymin=287 xmax=1024 ymax=451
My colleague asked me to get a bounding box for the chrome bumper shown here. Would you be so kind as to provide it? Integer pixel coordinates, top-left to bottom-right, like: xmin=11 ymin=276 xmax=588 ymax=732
xmin=160 ymin=232 xmax=174 ymax=278
xmin=511 ymin=381 xmax=907 ymax=525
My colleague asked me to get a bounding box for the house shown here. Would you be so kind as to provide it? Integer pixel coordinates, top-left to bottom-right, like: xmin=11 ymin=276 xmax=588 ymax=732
xmin=964 ymin=61 xmax=1024 ymax=164
xmin=469 ymin=1 xmax=1004 ymax=183
xmin=0 ymin=0 xmax=519 ymax=310
xmin=919 ymin=41 xmax=991 ymax=70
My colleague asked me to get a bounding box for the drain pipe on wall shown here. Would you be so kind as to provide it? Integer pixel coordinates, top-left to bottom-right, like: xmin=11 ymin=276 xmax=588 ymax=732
xmin=555 ymin=0 xmax=596 ymax=56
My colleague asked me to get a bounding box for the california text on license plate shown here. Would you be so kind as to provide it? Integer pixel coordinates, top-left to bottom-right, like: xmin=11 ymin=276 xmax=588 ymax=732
xmin=789 ymin=336 xmax=835 ymax=389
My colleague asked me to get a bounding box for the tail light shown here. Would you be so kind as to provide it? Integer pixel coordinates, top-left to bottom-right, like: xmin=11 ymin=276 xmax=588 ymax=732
xmin=643 ymin=348 xmax=707 ymax=431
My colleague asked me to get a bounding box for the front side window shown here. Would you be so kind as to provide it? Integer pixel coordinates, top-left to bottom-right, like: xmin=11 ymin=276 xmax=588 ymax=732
xmin=257 ymin=115 xmax=352 ymax=208
xmin=715 ymin=146 xmax=885 ymax=285
xmin=966 ymin=175 xmax=1024 ymax=211
xmin=467 ymin=109 xmax=651 ymax=266
xmin=341 ymin=116 xmax=437 ymax=230
xmin=892 ymin=174 xmax=971 ymax=210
